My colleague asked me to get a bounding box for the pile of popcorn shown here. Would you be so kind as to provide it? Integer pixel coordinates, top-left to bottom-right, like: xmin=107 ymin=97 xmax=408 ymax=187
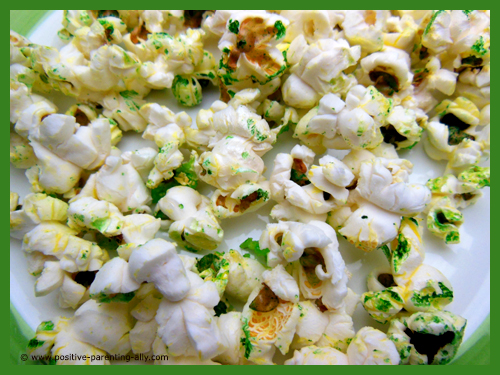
xmin=10 ymin=10 xmax=490 ymax=365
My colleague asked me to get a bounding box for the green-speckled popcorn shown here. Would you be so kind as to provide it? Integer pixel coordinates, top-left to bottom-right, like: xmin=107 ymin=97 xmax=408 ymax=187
xmin=388 ymin=310 xmax=467 ymax=365
xmin=361 ymin=286 xmax=405 ymax=323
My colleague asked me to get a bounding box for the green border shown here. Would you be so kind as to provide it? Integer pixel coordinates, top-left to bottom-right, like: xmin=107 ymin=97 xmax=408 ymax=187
xmin=9 ymin=9 xmax=491 ymax=366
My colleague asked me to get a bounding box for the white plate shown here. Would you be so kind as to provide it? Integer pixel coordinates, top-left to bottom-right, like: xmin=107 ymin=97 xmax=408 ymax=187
xmin=10 ymin=10 xmax=490 ymax=357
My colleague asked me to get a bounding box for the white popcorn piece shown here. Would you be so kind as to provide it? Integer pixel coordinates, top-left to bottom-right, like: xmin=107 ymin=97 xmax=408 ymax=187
xmin=317 ymin=310 xmax=356 ymax=352
xmin=10 ymin=131 xmax=37 ymax=169
xmin=155 ymin=271 xmax=225 ymax=360
xmin=28 ymin=317 xmax=110 ymax=364
xmin=356 ymin=157 xmax=431 ymax=214
xmin=214 ymin=312 xmax=245 ymax=365
xmin=22 ymin=222 xmax=109 ymax=273
xmin=242 ymin=265 xmax=301 ymax=365
xmin=347 ymin=327 xmax=400 ymax=365
xmin=78 ymin=154 xmax=152 ymax=213
xmin=10 ymin=193 xmax=68 ymax=240
xmin=334 ymin=195 xmax=402 ymax=252
xmin=67 ymin=197 xmax=124 ymax=237
xmin=293 ymin=93 xmax=347 ymax=153
xmin=121 ymin=147 xmax=158 ymax=183
xmin=88 ymin=257 xmax=140 ymax=301
xmin=128 ymin=238 xmax=190 ymax=301
xmin=223 ymin=250 xmax=266 ymax=302
xmin=337 ymin=85 xmax=392 ymax=150
xmin=211 ymin=180 xmax=270 ymax=219
xmin=283 ymin=37 xmax=360 ymax=108
xmin=158 ymin=186 xmax=223 ymax=252
xmin=281 ymin=10 xmax=344 ymax=43
xmin=292 ymin=301 xmax=329 ymax=348
xmin=285 ymin=346 xmax=349 ymax=365
xmin=342 ymin=10 xmax=390 ymax=55
xmin=72 ymin=299 xmax=134 ymax=355
xmin=197 ymin=135 xmax=265 ymax=191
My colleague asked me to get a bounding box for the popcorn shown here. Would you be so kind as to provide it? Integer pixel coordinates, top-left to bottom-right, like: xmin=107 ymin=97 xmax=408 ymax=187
xmin=128 ymin=238 xmax=190 ymax=301
xmin=72 ymin=299 xmax=134 ymax=355
xmin=75 ymin=45 xmax=141 ymax=93
xmin=426 ymin=166 xmax=489 ymax=243
xmin=413 ymin=57 xmax=458 ymax=103
xmin=218 ymin=11 xmax=289 ymax=94
xmin=283 ymin=37 xmax=360 ymax=108
xmin=157 ymin=186 xmax=223 ymax=252
xmin=13 ymin=9 xmax=486 ymax=367
xmin=356 ymin=157 xmax=431 ymax=214
xmin=12 ymin=91 xmax=57 ymax=138
xmin=293 ymin=93 xmax=347 ymax=153
xmin=206 ymin=91 xmax=279 ymax=153
xmin=10 ymin=193 xmax=68 ymax=240
xmin=28 ymin=317 xmax=110 ymax=364
xmin=10 ymin=131 xmax=37 ymax=169
xmin=155 ymin=271 xmax=225 ymax=360
xmin=357 ymin=47 xmax=414 ymax=97
xmin=77 ymin=154 xmax=152 ymax=213
xmin=361 ymin=286 xmax=405 ymax=323
xmin=316 ymin=309 xmax=356 ymax=352
xmin=335 ymin=197 xmax=402 ymax=252
xmin=195 ymin=252 xmax=230 ymax=297
xmin=140 ymin=103 xmax=204 ymax=189
xmin=197 ymin=135 xmax=265 ymax=191
xmin=421 ymin=10 xmax=490 ymax=70
xmin=29 ymin=114 xmax=113 ymax=170
xmin=10 ymin=191 xmax=19 ymax=212
xmin=270 ymin=145 xmax=346 ymax=215
xmin=285 ymin=346 xmax=349 ymax=365
xmin=383 ymin=14 xmax=419 ymax=53
xmin=347 ymin=327 xmax=400 ymax=365
xmin=121 ymin=147 xmax=158 ymax=182
xmin=337 ymin=85 xmax=393 ymax=149
xmin=223 ymin=250 xmax=266 ymax=302
xmin=22 ymin=222 xmax=109 ymax=273
xmin=130 ymin=320 xmax=158 ymax=354
xmin=26 ymin=141 xmax=83 ymax=195
xmin=71 ymin=17 xmax=128 ymax=58
xmin=281 ymin=11 xmax=344 ymax=43
xmin=389 ymin=217 xmax=425 ymax=286
xmin=342 ymin=11 xmax=390 ymax=55
xmin=124 ymin=27 xmax=218 ymax=105
xmin=292 ymin=301 xmax=329 ymax=348
xmin=172 ymin=75 xmax=203 ymax=107
xmin=423 ymin=97 xmax=484 ymax=166
xmin=120 ymin=214 xmax=161 ymax=247
xmin=101 ymin=90 xmax=147 ymax=133
xmin=381 ymin=106 xmax=422 ymax=150
xmin=67 ymin=197 xmax=124 ymax=237
xmin=210 ymin=181 xmax=270 ymax=219
xmin=214 ymin=312 xmax=245 ymax=364
xmin=388 ymin=310 xmax=467 ymax=365
xmin=203 ymin=10 xmax=238 ymax=37
xmin=88 ymin=257 xmax=140 ymax=302
xmin=259 ymin=221 xmax=349 ymax=310
xmin=403 ymin=264 xmax=454 ymax=312
xmin=242 ymin=265 xmax=301 ymax=364
xmin=307 ymin=155 xmax=354 ymax=204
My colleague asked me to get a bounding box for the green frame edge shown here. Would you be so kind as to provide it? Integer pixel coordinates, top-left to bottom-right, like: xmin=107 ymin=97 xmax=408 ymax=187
xmin=9 ymin=9 xmax=490 ymax=366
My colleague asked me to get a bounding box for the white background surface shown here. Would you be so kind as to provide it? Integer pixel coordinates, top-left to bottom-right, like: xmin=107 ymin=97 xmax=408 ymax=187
xmin=10 ymin=10 xmax=490 ymax=348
